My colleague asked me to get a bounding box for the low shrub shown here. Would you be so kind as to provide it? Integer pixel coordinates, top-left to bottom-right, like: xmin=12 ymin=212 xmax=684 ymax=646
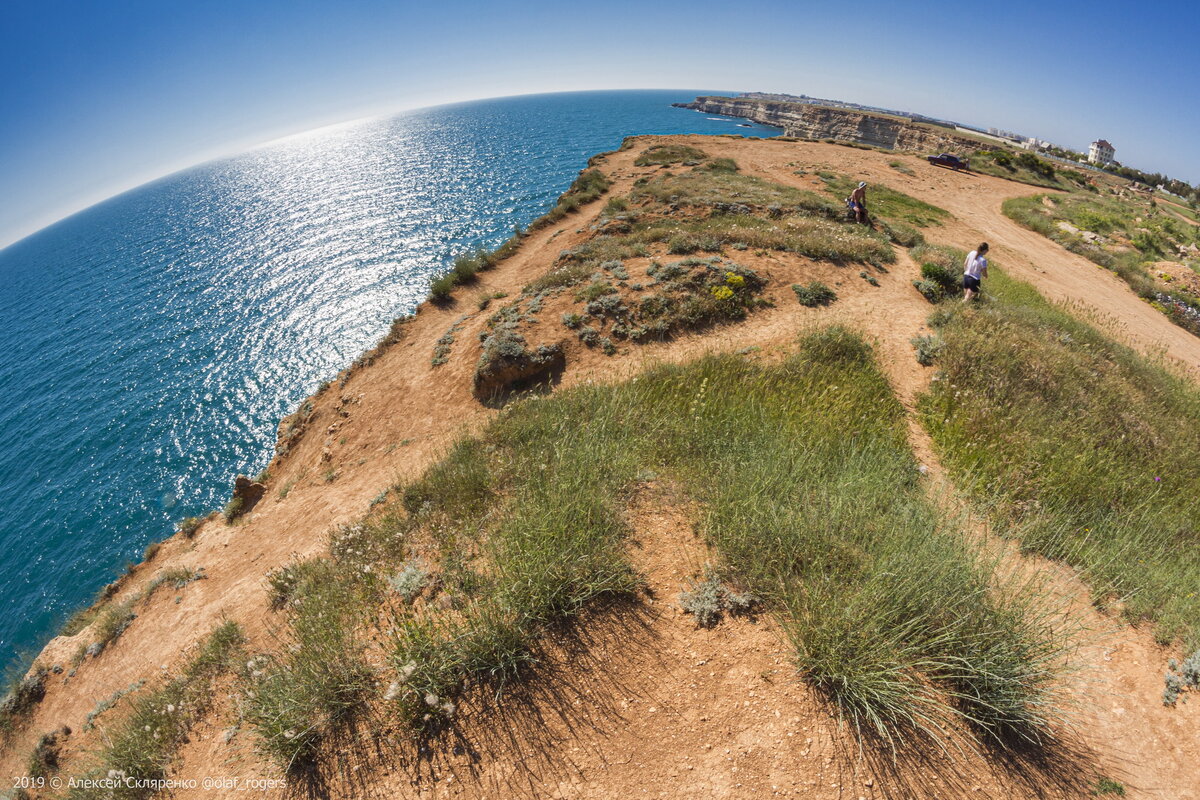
xmin=703 ymin=157 xmax=739 ymax=173
xmin=792 ymin=281 xmax=837 ymax=307
xmin=1162 ymin=649 xmax=1200 ymax=706
xmin=880 ymin=220 xmax=925 ymax=247
xmin=534 ymin=169 xmax=612 ymax=228
xmin=388 ymin=559 xmax=429 ymax=603
xmin=679 ymin=567 xmax=756 ymax=627
xmin=0 ymin=666 xmax=47 ymax=734
xmin=796 ymin=324 xmax=873 ymax=364
xmin=912 ymin=280 xmax=944 ymax=303
xmin=428 ymin=272 xmax=457 ymax=303
xmin=911 ymin=334 xmax=944 ymax=365
xmin=88 ymin=601 xmax=136 ymax=657
xmin=605 ymin=196 xmax=630 ymax=214
xmin=222 ymin=496 xmax=244 ymax=523
xmin=26 ymin=729 xmax=63 ymax=779
xmin=142 ymin=567 xmax=205 ymax=603
xmin=921 ymin=262 xmax=960 ymax=294
xmin=266 ymin=559 xmax=334 ymax=610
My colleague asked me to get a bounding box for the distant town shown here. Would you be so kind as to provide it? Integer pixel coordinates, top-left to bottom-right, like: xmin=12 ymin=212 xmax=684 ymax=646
xmin=737 ymin=92 xmax=1189 ymax=197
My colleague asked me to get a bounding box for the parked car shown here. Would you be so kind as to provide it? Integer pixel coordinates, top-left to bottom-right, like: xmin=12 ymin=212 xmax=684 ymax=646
xmin=928 ymin=153 xmax=970 ymax=171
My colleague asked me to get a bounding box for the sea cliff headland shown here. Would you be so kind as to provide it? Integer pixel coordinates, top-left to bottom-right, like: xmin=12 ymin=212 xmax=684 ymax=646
xmin=675 ymin=95 xmax=991 ymax=154
xmin=3 ymin=133 xmax=1200 ymax=800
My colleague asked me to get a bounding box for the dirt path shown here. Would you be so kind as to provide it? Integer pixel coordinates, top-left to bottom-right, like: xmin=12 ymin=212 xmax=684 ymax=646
xmin=4 ymin=135 xmax=1198 ymax=799
xmin=751 ymin=142 xmax=1200 ymax=376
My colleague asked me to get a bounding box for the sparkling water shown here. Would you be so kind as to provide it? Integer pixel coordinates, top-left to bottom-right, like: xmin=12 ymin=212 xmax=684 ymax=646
xmin=0 ymin=89 xmax=778 ymax=667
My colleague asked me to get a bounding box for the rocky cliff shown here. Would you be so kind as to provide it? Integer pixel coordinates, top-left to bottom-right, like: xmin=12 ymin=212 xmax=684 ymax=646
xmin=675 ymin=96 xmax=986 ymax=155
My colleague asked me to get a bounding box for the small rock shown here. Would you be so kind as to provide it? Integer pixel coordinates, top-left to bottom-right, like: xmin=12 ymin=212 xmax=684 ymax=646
xmin=231 ymin=475 xmax=266 ymax=512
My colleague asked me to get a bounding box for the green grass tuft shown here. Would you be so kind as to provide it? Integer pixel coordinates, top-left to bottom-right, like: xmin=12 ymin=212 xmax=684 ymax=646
xmin=1093 ymin=777 xmax=1126 ymax=796
xmin=177 ymin=516 xmax=203 ymax=538
xmin=244 ymin=559 xmax=375 ymax=772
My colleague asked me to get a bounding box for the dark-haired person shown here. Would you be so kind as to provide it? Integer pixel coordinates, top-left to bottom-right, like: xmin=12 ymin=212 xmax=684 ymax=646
xmin=963 ymin=242 xmax=989 ymax=302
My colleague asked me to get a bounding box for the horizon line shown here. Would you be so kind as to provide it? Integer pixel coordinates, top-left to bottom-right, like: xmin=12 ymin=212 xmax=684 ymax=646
xmin=0 ymin=87 xmax=727 ymax=253
xmin=4 ymin=85 xmax=1191 ymax=253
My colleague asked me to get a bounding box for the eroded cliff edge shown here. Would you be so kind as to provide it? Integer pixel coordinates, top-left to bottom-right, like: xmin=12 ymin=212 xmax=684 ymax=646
xmin=675 ymin=95 xmax=985 ymax=154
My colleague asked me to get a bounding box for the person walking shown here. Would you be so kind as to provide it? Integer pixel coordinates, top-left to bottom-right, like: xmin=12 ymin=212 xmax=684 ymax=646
xmin=963 ymin=242 xmax=989 ymax=302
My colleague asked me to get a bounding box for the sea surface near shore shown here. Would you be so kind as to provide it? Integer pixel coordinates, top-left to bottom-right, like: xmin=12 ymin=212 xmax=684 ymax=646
xmin=0 ymin=89 xmax=779 ymax=668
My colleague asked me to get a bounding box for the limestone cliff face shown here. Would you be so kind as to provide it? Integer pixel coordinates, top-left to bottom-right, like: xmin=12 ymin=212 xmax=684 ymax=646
xmin=675 ymin=96 xmax=984 ymax=155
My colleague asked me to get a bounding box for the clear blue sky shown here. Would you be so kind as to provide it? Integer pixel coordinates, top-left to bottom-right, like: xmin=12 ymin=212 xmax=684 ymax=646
xmin=2 ymin=0 xmax=1196 ymax=248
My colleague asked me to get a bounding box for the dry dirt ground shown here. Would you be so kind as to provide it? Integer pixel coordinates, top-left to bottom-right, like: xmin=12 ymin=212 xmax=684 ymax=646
xmin=3 ymin=136 xmax=1198 ymax=799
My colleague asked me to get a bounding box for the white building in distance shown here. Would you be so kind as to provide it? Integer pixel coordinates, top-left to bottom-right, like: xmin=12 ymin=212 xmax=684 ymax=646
xmin=1089 ymin=139 xmax=1116 ymax=166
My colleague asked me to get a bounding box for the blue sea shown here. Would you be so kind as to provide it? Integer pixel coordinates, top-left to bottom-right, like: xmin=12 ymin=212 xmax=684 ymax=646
xmin=0 ymin=89 xmax=779 ymax=668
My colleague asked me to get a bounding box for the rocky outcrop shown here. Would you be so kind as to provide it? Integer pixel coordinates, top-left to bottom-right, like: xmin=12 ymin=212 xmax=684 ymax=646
xmin=231 ymin=475 xmax=266 ymax=512
xmin=0 ymin=666 xmax=46 ymax=718
xmin=675 ymin=96 xmax=986 ymax=155
xmin=473 ymin=340 xmax=566 ymax=403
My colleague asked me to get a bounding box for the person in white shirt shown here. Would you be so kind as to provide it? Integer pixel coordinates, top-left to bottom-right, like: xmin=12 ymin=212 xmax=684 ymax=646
xmin=963 ymin=242 xmax=989 ymax=302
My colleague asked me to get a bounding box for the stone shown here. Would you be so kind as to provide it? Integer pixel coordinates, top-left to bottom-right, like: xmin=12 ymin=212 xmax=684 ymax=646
xmin=473 ymin=341 xmax=566 ymax=403
xmin=231 ymin=475 xmax=266 ymax=513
